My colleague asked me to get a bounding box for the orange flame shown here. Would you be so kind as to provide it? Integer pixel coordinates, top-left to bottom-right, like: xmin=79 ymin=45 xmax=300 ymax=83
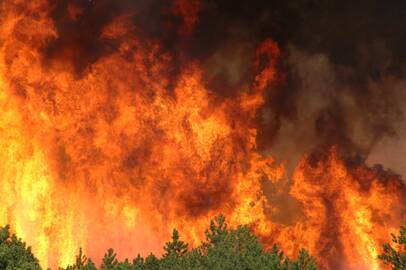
xmin=0 ymin=1 xmax=404 ymax=269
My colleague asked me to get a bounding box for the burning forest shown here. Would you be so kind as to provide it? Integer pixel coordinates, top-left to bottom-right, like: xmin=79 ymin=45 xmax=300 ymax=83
xmin=0 ymin=0 xmax=405 ymax=269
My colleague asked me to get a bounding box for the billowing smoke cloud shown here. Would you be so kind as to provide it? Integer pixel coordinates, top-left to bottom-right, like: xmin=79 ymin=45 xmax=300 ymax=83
xmin=269 ymin=47 xmax=406 ymax=175
xmin=260 ymin=0 xmax=406 ymax=178
xmin=42 ymin=0 xmax=406 ymax=173
xmin=1 ymin=0 xmax=405 ymax=269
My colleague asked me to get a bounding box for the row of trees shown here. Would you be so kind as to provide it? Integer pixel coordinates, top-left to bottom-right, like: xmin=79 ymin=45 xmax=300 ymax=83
xmin=0 ymin=216 xmax=404 ymax=270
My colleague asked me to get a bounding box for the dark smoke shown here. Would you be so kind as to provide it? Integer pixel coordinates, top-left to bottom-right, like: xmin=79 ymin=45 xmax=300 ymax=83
xmin=42 ymin=0 xmax=406 ymax=177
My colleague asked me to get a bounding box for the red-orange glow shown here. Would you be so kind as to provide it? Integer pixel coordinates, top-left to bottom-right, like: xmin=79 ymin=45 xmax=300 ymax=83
xmin=0 ymin=1 xmax=404 ymax=269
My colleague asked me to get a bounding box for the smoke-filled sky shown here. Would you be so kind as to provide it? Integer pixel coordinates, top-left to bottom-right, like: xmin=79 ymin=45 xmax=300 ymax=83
xmin=1 ymin=1 xmax=406 ymax=269
xmin=45 ymin=0 xmax=406 ymax=178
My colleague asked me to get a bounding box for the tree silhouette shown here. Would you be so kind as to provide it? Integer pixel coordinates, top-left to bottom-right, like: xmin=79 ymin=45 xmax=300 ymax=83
xmin=163 ymin=229 xmax=188 ymax=258
xmin=0 ymin=225 xmax=41 ymax=270
xmin=379 ymin=224 xmax=406 ymax=270
xmin=62 ymin=248 xmax=96 ymax=270
xmin=1 ymin=215 xmax=320 ymax=270
xmin=100 ymin=249 xmax=118 ymax=270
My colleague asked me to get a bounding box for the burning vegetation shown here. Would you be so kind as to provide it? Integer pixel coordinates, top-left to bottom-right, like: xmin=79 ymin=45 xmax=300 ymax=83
xmin=0 ymin=0 xmax=405 ymax=269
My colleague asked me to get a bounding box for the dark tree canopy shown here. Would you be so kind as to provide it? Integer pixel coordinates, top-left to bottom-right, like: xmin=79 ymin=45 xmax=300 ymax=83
xmin=1 ymin=216 xmax=320 ymax=270
xmin=0 ymin=225 xmax=41 ymax=270
xmin=59 ymin=215 xmax=318 ymax=270
xmin=4 ymin=219 xmax=406 ymax=270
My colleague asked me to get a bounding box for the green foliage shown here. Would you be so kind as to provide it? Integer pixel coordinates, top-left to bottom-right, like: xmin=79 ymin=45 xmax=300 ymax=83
xmin=62 ymin=248 xmax=97 ymax=270
xmin=144 ymin=254 xmax=160 ymax=270
xmin=288 ymin=249 xmax=317 ymax=270
xmin=379 ymin=224 xmax=406 ymax=270
xmin=101 ymin=249 xmax=119 ymax=270
xmin=163 ymin=229 xmax=188 ymax=258
xmin=194 ymin=215 xmax=314 ymax=270
xmin=1 ymin=215 xmax=319 ymax=270
xmin=132 ymin=254 xmax=144 ymax=269
xmin=0 ymin=225 xmax=41 ymax=270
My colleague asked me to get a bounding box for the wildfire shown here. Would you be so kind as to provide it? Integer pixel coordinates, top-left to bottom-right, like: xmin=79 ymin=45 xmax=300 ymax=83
xmin=0 ymin=1 xmax=404 ymax=269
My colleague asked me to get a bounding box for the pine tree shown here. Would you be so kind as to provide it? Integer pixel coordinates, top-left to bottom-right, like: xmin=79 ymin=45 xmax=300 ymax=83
xmin=101 ymin=249 xmax=118 ymax=270
xmin=379 ymin=224 xmax=406 ymax=270
xmin=163 ymin=229 xmax=188 ymax=258
xmin=0 ymin=225 xmax=41 ymax=270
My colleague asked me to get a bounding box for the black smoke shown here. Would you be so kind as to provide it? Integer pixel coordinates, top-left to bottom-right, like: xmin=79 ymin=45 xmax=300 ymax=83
xmin=43 ymin=0 xmax=406 ymax=175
